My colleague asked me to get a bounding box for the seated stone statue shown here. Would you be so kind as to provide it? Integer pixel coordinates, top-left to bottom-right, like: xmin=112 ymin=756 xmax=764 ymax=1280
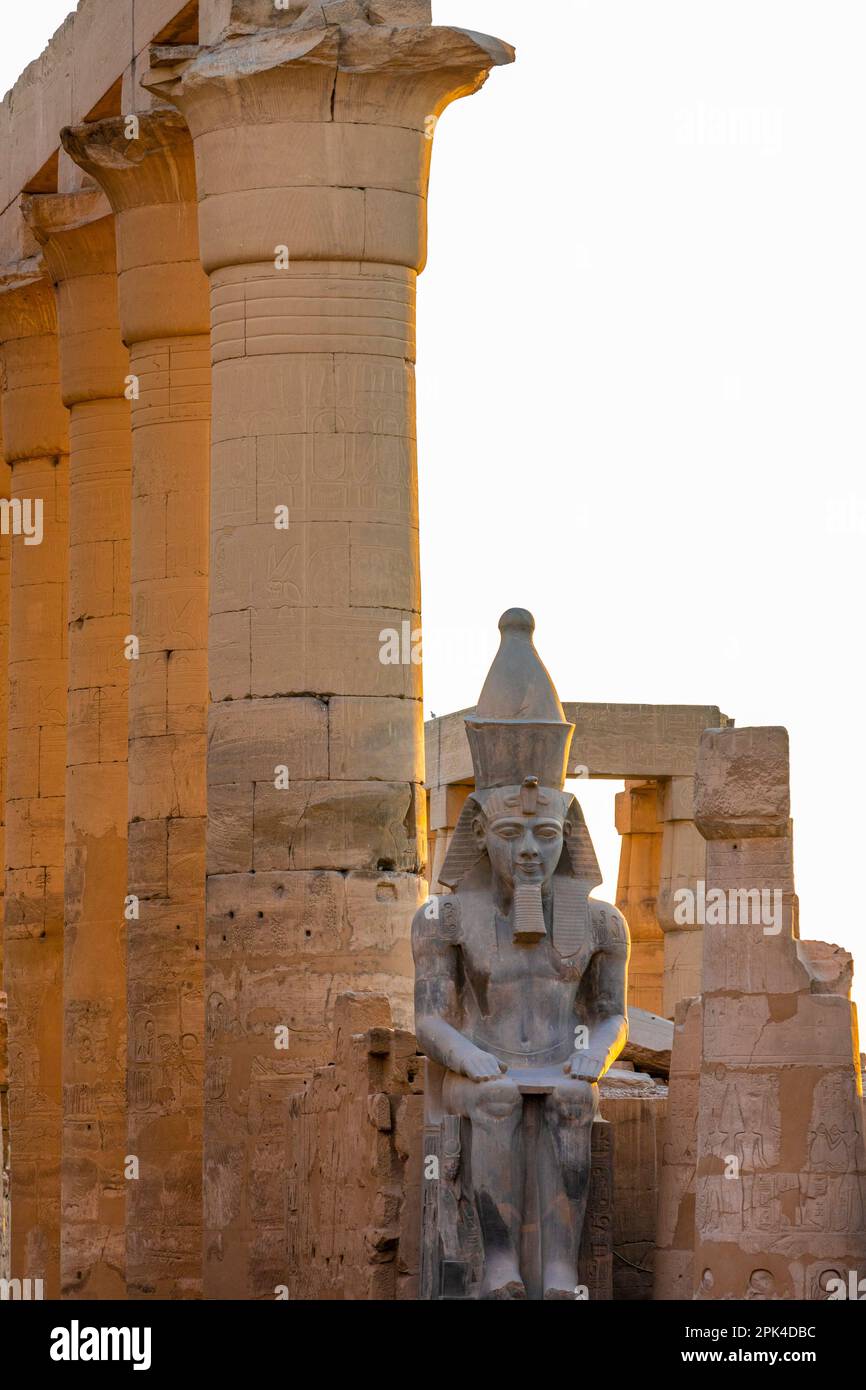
xmin=413 ymin=609 xmax=629 ymax=1300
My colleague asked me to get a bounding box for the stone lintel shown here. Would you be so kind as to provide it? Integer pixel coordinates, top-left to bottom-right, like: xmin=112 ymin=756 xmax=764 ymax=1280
xmin=426 ymin=702 xmax=729 ymax=788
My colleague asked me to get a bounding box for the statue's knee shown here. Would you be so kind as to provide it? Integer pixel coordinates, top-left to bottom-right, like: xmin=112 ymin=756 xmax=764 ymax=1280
xmin=547 ymin=1080 xmax=597 ymax=1120
xmin=473 ymin=1078 xmax=521 ymax=1120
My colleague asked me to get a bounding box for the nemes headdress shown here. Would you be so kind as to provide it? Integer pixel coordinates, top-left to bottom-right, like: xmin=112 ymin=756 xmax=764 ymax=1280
xmin=439 ymin=609 xmax=601 ymax=957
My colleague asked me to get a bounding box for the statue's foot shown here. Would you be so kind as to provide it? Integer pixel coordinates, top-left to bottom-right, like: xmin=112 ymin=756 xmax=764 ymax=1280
xmin=485 ymin=1278 xmax=527 ymax=1300
xmin=543 ymin=1262 xmax=578 ymax=1300
xmin=481 ymin=1256 xmax=526 ymax=1300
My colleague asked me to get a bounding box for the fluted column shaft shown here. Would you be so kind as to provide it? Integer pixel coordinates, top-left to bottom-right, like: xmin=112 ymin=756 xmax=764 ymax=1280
xmin=0 ymin=273 xmax=70 ymax=1296
xmin=62 ymin=111 xmax=210 ymax=1301
xmin=25 ymin=193 xmax=131 ymax=1298
xmin=148 ymin=10 xmax=513 ymax=1297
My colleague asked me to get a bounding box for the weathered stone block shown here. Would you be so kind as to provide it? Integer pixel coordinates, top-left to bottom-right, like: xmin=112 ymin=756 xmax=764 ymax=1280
xmin=207 ymin=698 xmax=328 ymax=786
xmin=252 ymin=778 xmax=419 ymax=872
xmin=328 ymin=696 xmax=424 ymax=782
xmin=207 ymin=783 xmax=254 ymax=874
xmin=695 ymin=725 xmax=790 ymax=839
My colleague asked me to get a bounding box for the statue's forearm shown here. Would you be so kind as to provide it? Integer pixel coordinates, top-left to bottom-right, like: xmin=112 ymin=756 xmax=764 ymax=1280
xmin=584 ymin=1012 xmax=628 ymax=1075
xmin=416 ymin=1014 xmax=478 ymax=1072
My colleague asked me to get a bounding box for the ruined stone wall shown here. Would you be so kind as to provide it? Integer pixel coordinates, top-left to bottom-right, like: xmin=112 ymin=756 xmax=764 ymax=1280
xmin=285 ymin=994 xmax=424 ymax=1300
xmin=604 ymin=1092 xmax=667 ymax=1300
xmin=655 ymin=728 xmax=866 ymax=1301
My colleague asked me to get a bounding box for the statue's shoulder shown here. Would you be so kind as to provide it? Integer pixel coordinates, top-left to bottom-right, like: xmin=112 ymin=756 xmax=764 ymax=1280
xmin=411 ymin=891 xmax=463 ymax=946
xmin=589 ymin=898 xmax=630 ymax=954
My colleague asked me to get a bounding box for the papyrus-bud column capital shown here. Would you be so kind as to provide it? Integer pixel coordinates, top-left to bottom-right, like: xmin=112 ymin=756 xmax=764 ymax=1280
xmin=146 ymin=8 xmax=514 ymax=1298
xmin=0 ymin=264 xmax=69 ymax=1298
xmin=61 ymin=110 xmax=210 ymax=1301
xmin=23 ymin=191 xmax=131 ymax=1299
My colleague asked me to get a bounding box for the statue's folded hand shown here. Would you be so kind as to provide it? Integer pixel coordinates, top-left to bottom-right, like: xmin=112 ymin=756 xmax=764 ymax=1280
xmin=563 ymin=1053 xmax=604 ymax=1083
xmin=455 ymin=1045 xmax=508 ymax=1081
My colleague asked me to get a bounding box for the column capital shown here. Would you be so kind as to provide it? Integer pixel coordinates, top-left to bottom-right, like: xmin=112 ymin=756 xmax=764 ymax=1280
xmin=20 ymin=192 xmax=128 ymax=406
xmin=21 ymin=190 xmax=115 ymax=283
xmin=0 ymin=262 xmax=56 ymax=341
xmin=60 ymin=111 xmax=198 ymax=213
xmin=0 ymin=263 xmax=68 ymax=463
xmin=144 ymin=11 xmax=513 ymax=274
xmin=60 ymin=113 xmax=209 ymax=345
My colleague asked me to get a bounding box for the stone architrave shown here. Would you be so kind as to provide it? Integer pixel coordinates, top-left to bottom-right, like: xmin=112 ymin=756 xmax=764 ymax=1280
xmin=414 ymin=609 xmax=629 ymax=1300
xmin=0 ymin=265 xmax=69 ymax=1298
xmin=144 ymin=1 xmax=514 ymax=1298
xmin=656 ymin=775 xmax=707 ymax=1017
xmin=426 ymin=703 xmax=730 ymax=791
xmin=61 ymin=110 xmax=210 ymax=1302
xmin=615 ymin=780 xmax=664 ymax=1014
xmin=23 ymin=191 xmax=132 ymax=1299
xmin=692 ymin=726 xmax=866 ymax=1300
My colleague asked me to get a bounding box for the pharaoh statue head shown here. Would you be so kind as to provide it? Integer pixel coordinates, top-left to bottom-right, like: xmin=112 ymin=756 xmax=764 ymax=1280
xmin=439 ymin=609 xmax=601 ymax=956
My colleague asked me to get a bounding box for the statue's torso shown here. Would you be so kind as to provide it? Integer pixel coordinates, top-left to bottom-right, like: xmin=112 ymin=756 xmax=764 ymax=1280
xmin=446 ymin=892 xmax=605 ymax=1067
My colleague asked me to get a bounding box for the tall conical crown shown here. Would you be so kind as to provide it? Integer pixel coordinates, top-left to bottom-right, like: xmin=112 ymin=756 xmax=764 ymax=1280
xmin=465 ymin=609 xmax=574 ymax=791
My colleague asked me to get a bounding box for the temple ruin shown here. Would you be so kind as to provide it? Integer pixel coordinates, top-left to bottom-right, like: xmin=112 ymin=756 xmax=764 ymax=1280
xmin=0 ymin=0 xmax=863 ymax=1305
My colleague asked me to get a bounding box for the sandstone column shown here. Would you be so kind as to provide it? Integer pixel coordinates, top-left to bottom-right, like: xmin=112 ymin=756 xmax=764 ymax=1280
xmin=615 ymin=780 xmax=664 ymax=1013
xmin=0 ymin=431 xmax=8 ymax=989
xmin=0 ymin=416 xmax=8 ymax=1283
xmin=692 ymin=726 xmax=866 ymax=1300
xmin=0 ymin=267 xmax=70 ymax=1296
xmin=61 ymin=111 xmax=210 ymax=1301
xmin=146 ymin=1 xmax=513 ymax=1296
xmin=656 ymin=775 xmax=706 ymax=1017
xmin=24 ymin=192 xmax=132 ymax=1298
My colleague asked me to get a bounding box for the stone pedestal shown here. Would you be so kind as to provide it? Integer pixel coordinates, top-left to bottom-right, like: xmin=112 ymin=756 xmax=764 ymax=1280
xmin=145 ymin=3 xmax=513 ymax=1297
xmin=61 ymin=109 xmax=210 ymax=1302
xmin=0 ymin=269 xmax=69 ymax=1297
xmin=24 ymin=192 xmax=132 ymax=1298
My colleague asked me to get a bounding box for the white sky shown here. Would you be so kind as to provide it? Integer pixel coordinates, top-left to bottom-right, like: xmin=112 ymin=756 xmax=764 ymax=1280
xmin=3 ymin=2 xmax=865 ymax=1019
